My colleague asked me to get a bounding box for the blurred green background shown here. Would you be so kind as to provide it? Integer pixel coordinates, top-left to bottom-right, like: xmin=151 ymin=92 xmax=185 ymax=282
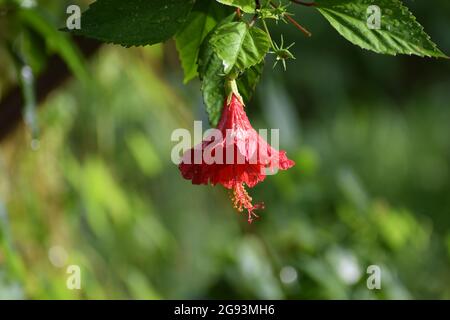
xmin=0 ymin=0 xmax=449 ymax=299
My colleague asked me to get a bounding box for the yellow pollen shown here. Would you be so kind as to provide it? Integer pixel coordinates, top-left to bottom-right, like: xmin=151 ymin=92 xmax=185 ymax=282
xmin=229 ymin=183 xmax=264 ymax=223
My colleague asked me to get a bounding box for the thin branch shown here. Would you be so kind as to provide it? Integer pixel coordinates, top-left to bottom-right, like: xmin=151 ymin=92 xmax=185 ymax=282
xmin=270 ymin=1 xmax=312 ymax=37
xmin=285 ymin=14 xmax=312 ymax=37
xmin=261 ymin=19 xmax=275 ymax=50
xmin=236 ymin=7 xmax=242 ymax=19
xmin=250 ymin=0 xmax=261 ymax=26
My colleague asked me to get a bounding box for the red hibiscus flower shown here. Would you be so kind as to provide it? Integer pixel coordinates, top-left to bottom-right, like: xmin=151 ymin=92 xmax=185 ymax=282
xmin=179 ymin=81 xmax=295 ymax=223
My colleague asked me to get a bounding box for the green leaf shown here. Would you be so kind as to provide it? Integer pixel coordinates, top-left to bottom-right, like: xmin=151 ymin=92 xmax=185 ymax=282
xmin=316 ymin=0 xmax=447 ymax=58
xmin=210 ymin=21 xmax=270 ymax=74
xmin=175 ymin=0 xmax=231 ymax=83
xmin=237 ymin=62 xmax=264 ymax=103
xmin=198 ymin=14 xmax=235 ymax=126
xmin=71 ymin=0 xmax=195 ymax=47
xmin=216 ymin=0 xmax=268 ymax=14
xmin=200 ymin=51 xmax=225 ymax=126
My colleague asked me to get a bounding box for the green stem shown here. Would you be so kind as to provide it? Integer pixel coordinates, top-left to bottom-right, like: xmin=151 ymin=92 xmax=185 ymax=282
xmin=225 ymin=79 xmax=244 ymax=105
xmin=261 ymin=19 xmax=276 ymax=51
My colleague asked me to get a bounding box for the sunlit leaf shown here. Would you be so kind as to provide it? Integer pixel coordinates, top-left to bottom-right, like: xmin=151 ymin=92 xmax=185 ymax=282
xmin=198 ymin=14 xmax=236 ymax=125
xmin=175 ymin=0 xmax=231 ymax=83
xmin=210 ymin=21 xmax=270 ymax=74
xmin=216 ymin=0 xmax=269 ymax=14
xmin=70 ymin=0 xmax=195 ymax=47
xmin=316 ymin=0 xmax=447 ymax=57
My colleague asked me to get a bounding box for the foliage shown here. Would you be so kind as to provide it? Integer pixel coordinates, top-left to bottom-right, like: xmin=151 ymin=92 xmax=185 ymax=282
xmin=65 ymin=0 xmax=446 ymax=124
xmin=316 ymin=0 xmax=447 ymax=57
xmin=210 ymin=21 xmax=270 ymax=74
xmin=71 ymin=0 xmax=196 ymax=47
xmin=217 ymin=0 xmax=269 ymax=14
xmin=0 ymin=0 xmax=449 ymax=300
xmin=175 ymin=0 xmax=231 ymax=83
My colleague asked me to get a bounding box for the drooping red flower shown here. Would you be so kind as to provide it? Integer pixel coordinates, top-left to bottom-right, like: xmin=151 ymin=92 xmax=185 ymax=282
xmin=179 ymin=82 xmax=295 ymax=223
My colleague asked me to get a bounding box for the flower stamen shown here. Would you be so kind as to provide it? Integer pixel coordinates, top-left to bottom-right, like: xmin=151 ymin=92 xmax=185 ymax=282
xmin=231 ymin=183 xmax=265 ymax=223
